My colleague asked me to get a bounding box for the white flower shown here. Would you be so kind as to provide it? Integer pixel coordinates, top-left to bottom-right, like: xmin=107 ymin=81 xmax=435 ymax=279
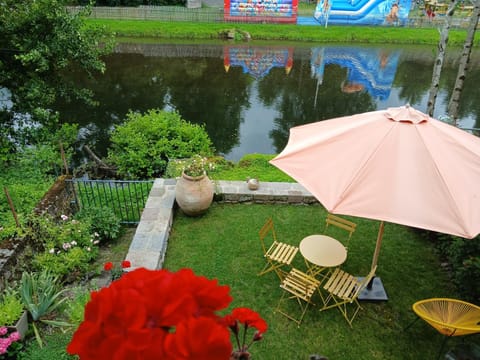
xmin=62 ymin=242 xmax=71 ymax=250
xmin=49 ymin=248 xmax=55 ymax=254
xmin=86 ymin=247 xmax=91 ymax=252
xmin=94 ymin=232 xmax=100 ymax=237
xmin=71 ymin=241 xmax=77 ymax=246
xmin=61 ymin=214 xmax=68 ymax=221
xmin=0 ymin=227 xmax=3 ymax=231
xmin=93 ymin=240 xmax=99 ymax=245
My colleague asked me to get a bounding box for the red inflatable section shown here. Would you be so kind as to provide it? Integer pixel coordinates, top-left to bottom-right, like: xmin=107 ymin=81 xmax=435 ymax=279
xmin=224 ymin=0 xmax=298 ymax=23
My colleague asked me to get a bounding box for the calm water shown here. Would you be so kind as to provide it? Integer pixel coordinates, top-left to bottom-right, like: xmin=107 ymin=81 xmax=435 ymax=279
xmin=54 ymin=41 xmax=480 ymax=162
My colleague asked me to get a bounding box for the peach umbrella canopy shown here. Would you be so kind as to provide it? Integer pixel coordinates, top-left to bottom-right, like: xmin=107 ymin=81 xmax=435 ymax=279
xmin=270 ymin=105 xmax=480 ymax=267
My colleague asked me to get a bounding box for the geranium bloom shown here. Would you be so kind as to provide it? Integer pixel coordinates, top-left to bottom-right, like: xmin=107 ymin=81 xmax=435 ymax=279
xmin=103 ymin=262 xmax=113 ymax=271
xmin=67 ymin=268 xmax=235 ymax=360
xmin=224 ymin=307 xmax=268 ymax=357
xmin=121 ymin=260 xmax=131 ymax=269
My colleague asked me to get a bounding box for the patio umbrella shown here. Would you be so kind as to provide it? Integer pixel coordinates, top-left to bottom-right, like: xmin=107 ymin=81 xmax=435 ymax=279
xmin=270 ymin=105 xmax=480 ymax=299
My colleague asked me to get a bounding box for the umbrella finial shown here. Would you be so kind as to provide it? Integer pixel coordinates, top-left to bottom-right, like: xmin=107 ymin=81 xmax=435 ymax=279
xmin=387 ymin=105 xmax=427 ymax=124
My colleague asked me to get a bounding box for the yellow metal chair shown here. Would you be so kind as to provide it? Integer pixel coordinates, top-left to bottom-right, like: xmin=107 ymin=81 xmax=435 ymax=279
xmin=258 ymin=217 xmax=298 ymax=280
xmin=276 ymin=268 xmax=321 ymax=326
xmin=323 ymin=213 xmax=356 ymax=251
xmin=319 ymin=265 xmax=377 ymax=327
xmin=407 ymin=298 xmax=480 ymax=359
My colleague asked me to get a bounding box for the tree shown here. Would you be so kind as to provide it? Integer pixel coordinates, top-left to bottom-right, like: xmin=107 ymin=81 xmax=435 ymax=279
xmin=0 ymin=0 xmax=113 ymax=161
xmin=447 ymin=0 xmax=480 ymax=122
xmin=426 ymin=0 xmax=457 ymax=117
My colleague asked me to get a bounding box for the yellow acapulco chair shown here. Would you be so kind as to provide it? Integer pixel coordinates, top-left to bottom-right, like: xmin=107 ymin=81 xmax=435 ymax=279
xmin=323 ymin=213 xmax=357 ymax=252
xmin=276 ymin=267 xmax=321 ymax=326
xmin=258 ymin=217 xmax=298 ymax=280
xmin=407 ymin=298 xmax=480 ymax=359
xmin=319 ymin=265 xmax=377 ymax=327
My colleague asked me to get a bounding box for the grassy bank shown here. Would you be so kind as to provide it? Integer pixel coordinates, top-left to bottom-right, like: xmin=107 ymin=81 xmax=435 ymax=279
xmin=164 ymin=203 xmax=468 ymax=359
xmin=87 ymin=18 xmax=478 ymax=46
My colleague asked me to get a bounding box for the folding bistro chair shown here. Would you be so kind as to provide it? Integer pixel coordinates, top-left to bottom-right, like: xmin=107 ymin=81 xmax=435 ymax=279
xmin=276 ymin=267 xmax=321 ymax=326
xmin=258 ymin=217 xmax=298 ymax=280
xmin=323 ymin=213 xmax=357 ymax=252
xmin=319 ymin=265 xmax=377 ymax=327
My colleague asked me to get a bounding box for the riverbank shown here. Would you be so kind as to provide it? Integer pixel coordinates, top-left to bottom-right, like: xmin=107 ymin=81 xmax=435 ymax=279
xmin=87 ymin=18 xmax=479 ymax=46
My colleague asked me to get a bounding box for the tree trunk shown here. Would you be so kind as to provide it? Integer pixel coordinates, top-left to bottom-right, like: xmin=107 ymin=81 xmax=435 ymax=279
xmin=427 ymin=0 xmax=457 ymax=117
xmin=447 ymin=0 xmax=480 ymax=123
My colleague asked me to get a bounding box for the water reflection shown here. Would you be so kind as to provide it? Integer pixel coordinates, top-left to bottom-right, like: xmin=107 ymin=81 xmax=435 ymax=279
xmin=53 ymin=42 xmax=480 ymax=163
xmin=224 ymin=46 xmax=294 ymax=79
xmin=311 ymin=47 xmax=400 ymax=101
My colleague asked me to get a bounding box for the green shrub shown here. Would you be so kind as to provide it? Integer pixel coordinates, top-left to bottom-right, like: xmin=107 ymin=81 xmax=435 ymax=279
xmin=64 ymin=288 xmax=91 ymax=328
xmin=27 ymin=215 xmax=100 ymax=280
xmin=0 ymin=225 xmax=20 ymax=243
xmin=75 ymin=206 xmax=122 ymax=243
xmin=434 ymin=233 xmax=480 ymax=303
xmin=0 ymin=287 xmax=25 ymax=326
xmin=108 ymin=109 xmax=214 ymax=179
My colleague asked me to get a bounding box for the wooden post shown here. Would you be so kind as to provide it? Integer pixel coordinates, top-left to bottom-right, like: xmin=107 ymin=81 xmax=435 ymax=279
xmin=59 ymin=142 xmax=69 ymax=175
xmin=4 ymin=187 xmax=20 ymax=227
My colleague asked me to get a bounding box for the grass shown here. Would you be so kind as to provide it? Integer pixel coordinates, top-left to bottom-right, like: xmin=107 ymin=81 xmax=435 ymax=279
xmin=163 ymin=202 xmax=478 ymax=359
xmin=16 ymin=166 xmax=479 ymax=358
xmin=87 ymin=18 xmax=480 ymax=46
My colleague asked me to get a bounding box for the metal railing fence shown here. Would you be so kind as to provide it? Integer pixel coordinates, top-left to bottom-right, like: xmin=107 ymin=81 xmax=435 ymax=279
xmin=66 ymin=179 xmax=154 ymax=224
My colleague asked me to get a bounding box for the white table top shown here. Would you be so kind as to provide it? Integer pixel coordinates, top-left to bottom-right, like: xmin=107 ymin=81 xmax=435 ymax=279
xmin=299 ymin=234 xmax=347 ymax=268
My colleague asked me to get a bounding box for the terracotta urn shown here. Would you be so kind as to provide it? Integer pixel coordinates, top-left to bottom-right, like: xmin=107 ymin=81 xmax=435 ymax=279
xmin=175 ymin=171 xmax=214 ymax=216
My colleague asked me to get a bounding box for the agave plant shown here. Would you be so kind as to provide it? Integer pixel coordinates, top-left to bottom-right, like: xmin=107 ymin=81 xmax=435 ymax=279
xmin=20 ymin=270 xmax=69 ymax=347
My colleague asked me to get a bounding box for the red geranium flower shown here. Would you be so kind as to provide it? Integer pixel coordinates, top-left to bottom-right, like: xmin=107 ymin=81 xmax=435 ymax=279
xmin=224 ymin=307 xmax=268 ymax=356
xmin=103 ymin=262 xmax=113 ymax=271
xmin=67 ymin=268 xmax=254 ymax=360
xmin=121 ymin=260 xmax=131 ymax=269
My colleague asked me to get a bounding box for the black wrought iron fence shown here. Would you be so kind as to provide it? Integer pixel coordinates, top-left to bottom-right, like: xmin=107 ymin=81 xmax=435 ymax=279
xmin=66 ymin=179 xmax=154 ymax=224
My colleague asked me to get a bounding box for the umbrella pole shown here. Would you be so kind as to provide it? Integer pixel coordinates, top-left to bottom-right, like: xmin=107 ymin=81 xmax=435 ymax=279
xmin=371 ymin=220 xmax=385 ymax=275
xmin=367 ymin=221 xmax=384 ymax=290
xmin=359 ymin=220 xmax=388 ymax=301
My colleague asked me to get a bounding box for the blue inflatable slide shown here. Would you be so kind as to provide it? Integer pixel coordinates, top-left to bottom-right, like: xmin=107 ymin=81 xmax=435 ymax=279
xmin=313 ymin=0 xmax=412 ymax=26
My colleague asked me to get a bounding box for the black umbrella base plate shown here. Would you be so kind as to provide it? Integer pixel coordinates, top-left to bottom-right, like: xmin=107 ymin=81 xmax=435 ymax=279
xmin=357 ymin=276 xmax=388 ymax=301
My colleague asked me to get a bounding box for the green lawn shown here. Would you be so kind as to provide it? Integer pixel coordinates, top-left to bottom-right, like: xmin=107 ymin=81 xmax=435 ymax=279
xmin=88 ymin=18 xmax=479 ymax=47
xmin=163 ymin=202 xmax=475 ymax=360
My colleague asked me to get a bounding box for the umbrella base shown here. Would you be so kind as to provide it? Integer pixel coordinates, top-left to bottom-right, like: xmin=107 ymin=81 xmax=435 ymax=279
xmin=357 ymin=276 xmax=388 ymax=301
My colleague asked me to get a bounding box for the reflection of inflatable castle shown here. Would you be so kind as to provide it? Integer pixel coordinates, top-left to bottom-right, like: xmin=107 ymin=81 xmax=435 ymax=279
xmin=311 ymin=47 xmax=400 ymax=100
xmin=224 ymin=0 xmax=298 ymax=23
xmin=314 ymin=0 xmax=412 ymax=26
xmin=224 ymin=46 xmax=294 ymax=79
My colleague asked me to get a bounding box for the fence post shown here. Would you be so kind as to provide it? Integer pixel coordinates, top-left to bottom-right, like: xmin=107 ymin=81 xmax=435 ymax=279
xmin=59 ymin=142 xmax=69 ymax=175
xmin=4 ymin=187 xmax=20 ymax=227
